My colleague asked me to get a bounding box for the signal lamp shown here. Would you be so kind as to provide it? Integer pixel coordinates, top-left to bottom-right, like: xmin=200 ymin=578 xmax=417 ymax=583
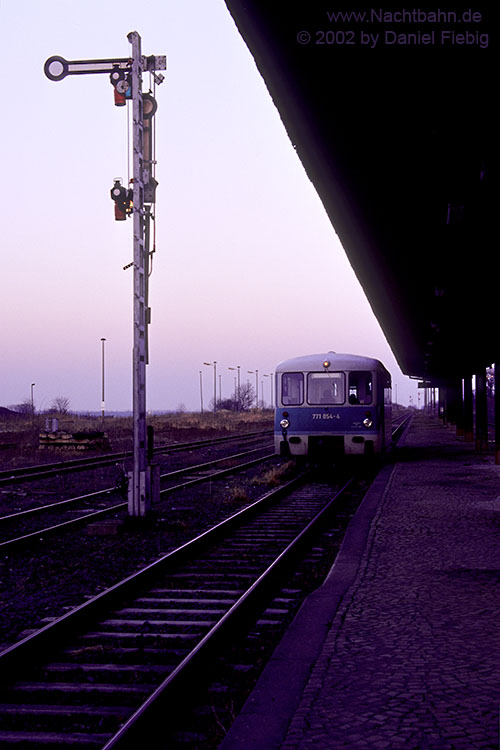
xmin=110 ymin=179 xmax=131 ymax=221
xmin=114 ymin=90 xmax=125 ymax=106
xmin=109 ymin=66 xmax=130 ymax=106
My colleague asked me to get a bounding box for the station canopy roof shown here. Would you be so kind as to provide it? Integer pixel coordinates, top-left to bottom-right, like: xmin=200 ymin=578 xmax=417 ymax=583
xmin=224 ymin=2 xmax=495 ymax=383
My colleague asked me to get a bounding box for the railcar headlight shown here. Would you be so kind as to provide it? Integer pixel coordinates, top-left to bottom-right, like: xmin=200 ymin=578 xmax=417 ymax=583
xmin=363 ymin=417 xmax=373 ymax=428
xmin=280 ymin=418 xmax=290 ymax=429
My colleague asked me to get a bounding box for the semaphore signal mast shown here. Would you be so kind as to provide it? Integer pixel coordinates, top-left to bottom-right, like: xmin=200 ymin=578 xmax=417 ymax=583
xmin=44 ymin=31 xmax=166 ymax=517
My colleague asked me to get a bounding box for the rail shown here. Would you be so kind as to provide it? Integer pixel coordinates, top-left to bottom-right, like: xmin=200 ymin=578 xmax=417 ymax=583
xmin=0 ymin=418 xmax=411 ymax=746
xmin=0 ymin=429 xmax=273 ymax=487
xmin=0 ymin=446 xmax=275 ymax=552
xmin=0 ymin=472 xmax=357 ymax=748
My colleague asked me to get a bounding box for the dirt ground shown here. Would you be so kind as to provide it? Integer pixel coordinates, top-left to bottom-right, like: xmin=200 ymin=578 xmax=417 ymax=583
xmin=0 ymin=410 xmax=275 ymax=468
xmin=0 ymin=410 xmax=289 ymax=651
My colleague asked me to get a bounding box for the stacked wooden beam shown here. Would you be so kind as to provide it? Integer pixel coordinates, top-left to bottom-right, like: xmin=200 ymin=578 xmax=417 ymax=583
xmin=39 ymin=430 xmax=111 ymax=450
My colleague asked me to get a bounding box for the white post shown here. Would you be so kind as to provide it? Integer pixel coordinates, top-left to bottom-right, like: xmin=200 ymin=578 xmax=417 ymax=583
xmin=128 ymin=31 xmax=149 ymax=517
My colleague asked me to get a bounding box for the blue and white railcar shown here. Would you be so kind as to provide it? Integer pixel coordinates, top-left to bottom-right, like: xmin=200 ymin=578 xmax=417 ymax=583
xmin=274 ymin=352 xmax=392 ymax=458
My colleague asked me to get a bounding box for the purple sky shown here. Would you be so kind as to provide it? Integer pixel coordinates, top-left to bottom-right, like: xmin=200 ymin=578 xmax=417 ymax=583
xmin=0 ymin=0 xmax=422 ymax=412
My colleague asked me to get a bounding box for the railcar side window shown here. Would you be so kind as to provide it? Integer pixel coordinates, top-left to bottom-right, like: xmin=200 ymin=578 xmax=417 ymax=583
xmin=281 ymin=372 xmax=304 ymax=405
xmin=307 ymin=372 xmax=345 ymax=404
xmin=348 ymin=371 xmax=373 ymax=405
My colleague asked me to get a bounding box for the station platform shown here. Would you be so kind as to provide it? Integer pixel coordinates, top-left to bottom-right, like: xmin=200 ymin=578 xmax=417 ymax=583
xmin=220 ymin=412 xmax=500 ymax=749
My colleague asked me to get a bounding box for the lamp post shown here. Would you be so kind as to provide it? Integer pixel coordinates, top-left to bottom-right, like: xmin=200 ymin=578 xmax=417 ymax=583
xmin=30 ymin=383 xmax=35 ymax=423
xmin=263 ymin=373 xmax=273 ymax=408
xmin=228 ymin=366 xmax=241 ymax=410
xmin=247 ymin=370 xmax=259 ymax=408
xmin=100 ymin=338 xmax=106 ymax=423
xmin=199 ymin=370 xmax=204 ymax=413
xmin=203 ymin=361 xmax=217 ymax=413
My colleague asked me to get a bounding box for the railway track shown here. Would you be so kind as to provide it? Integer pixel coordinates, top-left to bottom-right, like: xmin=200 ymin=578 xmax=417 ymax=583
xmin=0 ymin=471 xmax=356 ymax=748
xmin=0 ymin=417 xmax=411 ymax=552
xmin=391 ymin=413 xmax=412 ymax=442
xmin=0 ymin=445 xmax=275 ymax=552
xmin=0 ymin=417 xmax=412 ymax=747
xmin=0 ymin=430 xmax=272 ymax=487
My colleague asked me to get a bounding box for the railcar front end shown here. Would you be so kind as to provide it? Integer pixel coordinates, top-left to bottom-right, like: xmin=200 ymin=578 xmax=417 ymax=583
xmin=274 ymin=352 xmax=392 ymax=459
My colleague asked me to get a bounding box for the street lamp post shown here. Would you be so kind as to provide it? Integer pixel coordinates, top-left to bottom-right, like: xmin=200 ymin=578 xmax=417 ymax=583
xmin=30 ymin=383 xmax=35 ymax=423
xmin=203 ymin=361 xmax=217 ymax=413
xmin=247 ymin=370 xmax=259 ymax=408
xmin=228 ymin=366 xmax=241 ymax=410
xmin=263 ymin=373 xmax=274 ymax=408
xmin=199 ymin=370 xmax=204 ymax=413
xmin=100 ymin=338 xmax=106 ymax=423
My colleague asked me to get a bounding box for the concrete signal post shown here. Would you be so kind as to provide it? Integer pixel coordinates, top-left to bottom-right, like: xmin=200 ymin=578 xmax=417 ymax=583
xmin=44 ymin=32 xmax=166 ymax=517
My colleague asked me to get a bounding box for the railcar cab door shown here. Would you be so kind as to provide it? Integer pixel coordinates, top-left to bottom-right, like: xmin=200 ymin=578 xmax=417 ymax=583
xmin=347 ymin=370 xmax=373 ymax=406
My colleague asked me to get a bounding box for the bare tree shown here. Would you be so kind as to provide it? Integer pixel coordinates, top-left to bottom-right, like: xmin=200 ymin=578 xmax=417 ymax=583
xmin=50 ymin=396 xmax=71 ymax=414
xmin=9 ymin=399 xmax=34 ymax=415
xmin=208 ymin=384 xmax=256 ymax=412
xmin=236 ymin=383 xmax=255 ymax=411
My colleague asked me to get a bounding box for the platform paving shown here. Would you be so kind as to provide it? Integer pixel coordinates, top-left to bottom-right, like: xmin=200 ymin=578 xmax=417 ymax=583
xmin=220 ymin=412 xmax=500 ymax=749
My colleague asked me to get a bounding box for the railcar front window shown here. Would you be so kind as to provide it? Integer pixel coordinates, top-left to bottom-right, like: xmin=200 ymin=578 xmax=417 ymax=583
xmin=307 ymin=372 xmax=345 ymax=404
xmin=281 ymin=372 xmax=304 ymax=405
xmin=348 ymin=371 xmax=373 ymax=405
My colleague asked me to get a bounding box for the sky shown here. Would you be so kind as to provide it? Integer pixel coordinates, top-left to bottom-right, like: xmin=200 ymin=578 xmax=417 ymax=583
xmin=0 ymin=0 xmax=422 ymax=413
